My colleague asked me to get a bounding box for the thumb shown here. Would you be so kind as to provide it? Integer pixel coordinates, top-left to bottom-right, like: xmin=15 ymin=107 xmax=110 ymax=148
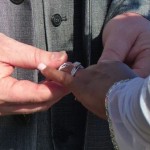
xmin=98 ymin=33 xmax=132 ymax=63
xmin=98 ymin=31 xmax=132 ymax=63
xmin=0 ymin=34 xmax=67 ymax=69
xmin=98 ymin=13 xmax=142 ymax=63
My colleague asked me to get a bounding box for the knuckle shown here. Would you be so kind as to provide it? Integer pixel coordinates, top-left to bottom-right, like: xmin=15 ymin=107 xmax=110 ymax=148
xmin=58 ymin=73 xmax=72 ymax=86
xmin=59 ymin=73 xmax=67 ymax=83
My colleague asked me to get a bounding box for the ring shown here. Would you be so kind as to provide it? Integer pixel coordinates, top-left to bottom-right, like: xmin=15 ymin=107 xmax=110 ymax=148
xmin=58 ymin=61 xmax=84 ymax=76
xmin=71 ymin=62 xmax=84 ymax=76
xmin=58 ymin=62 xmax=72 ymax=71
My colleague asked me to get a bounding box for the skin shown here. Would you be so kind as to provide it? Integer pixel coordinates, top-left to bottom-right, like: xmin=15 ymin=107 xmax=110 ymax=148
xmin=39 ymin=61 xmax=137 ymax=119
xmin=0 ymin=12 xmax=150 ymax=116
xmin=100 ymin=12 xmax=150 ymax=77
xmin=39 ymin=13 xmax=150 ymax=119
xmin=0 ymin=33 xmax=68 ymax=115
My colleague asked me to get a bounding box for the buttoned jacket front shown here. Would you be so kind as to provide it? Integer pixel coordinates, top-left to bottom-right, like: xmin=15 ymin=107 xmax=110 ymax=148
xmin=0 ymin=0 xmax=150 ymax=150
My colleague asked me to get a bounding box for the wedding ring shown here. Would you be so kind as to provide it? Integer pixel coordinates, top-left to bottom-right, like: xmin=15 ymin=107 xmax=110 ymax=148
xmin=58 ymin=61 xmax=84 ymax=76
xmin=71 ymin=62 xmax=84 ymax=76
xmin=58 ymin=62 xmax=72 ymax=71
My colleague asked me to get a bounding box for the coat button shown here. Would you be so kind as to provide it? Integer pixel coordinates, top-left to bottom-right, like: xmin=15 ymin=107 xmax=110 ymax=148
xmin=51 ymin=14 xmax=67 ymax=27
xmin=10 ymin=0 xmax=24 ymax=5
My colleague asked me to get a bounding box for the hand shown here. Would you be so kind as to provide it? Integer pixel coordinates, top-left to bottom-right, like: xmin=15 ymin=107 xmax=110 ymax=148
xmin=0 ymin=33 xmax=67 ymax=115
xmin=39 ymin=61 xmax=137 ymax=119
xmin=99 ymin=13 xmax=150 ymax=77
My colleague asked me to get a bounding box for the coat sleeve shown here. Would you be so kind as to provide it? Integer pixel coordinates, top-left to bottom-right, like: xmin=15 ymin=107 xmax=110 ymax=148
xmin=106 ymin=76 xmax=150 ymax=150
xmin=106 ymin=0 xmax=150 ymax=22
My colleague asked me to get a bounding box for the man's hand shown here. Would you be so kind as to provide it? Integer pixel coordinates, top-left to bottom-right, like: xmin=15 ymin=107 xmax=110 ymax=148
xmin=0 ymin=33 xmax=67 ymax=115
xmin=39 ymin=61 xmax=137 ymax=119
xmin=99 ymin=13 xmax=150 ymax=77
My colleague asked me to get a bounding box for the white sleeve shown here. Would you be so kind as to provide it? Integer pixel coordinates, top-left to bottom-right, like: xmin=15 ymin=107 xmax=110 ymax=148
xmin=106 ymin=76 xmax=150 ymax=150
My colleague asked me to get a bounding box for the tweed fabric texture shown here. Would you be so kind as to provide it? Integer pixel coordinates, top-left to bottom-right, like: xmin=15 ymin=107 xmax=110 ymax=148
xmin=0 ymin=0 xmax=150 ymax=150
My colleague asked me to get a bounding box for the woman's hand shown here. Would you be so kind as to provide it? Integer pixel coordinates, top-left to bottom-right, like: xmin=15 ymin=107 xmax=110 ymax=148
xmin=39 ymin=61 xmax=137 ymax=119
xmin=0 ymin=33 xmax=68 ymax=115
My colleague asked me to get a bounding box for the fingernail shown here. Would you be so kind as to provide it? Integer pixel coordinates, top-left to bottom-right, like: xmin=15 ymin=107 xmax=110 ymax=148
xmin=51 ymin=51 xmax=67 ymax=60
xmin=37 ymin=63 xmax=47 ymax=71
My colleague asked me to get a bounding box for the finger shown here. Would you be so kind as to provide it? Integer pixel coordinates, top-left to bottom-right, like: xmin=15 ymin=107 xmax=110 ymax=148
xmin=0 ymin=62 xmax=14 ymax=78
xmin=0 ymin=33 xmax=67 ymax=69
xmin=0 ymin=101 xmax=54 ymax=116
xmin=125 ymin=32 xmax=150 ymax=77
xmin=0 ymin=76 xmax=66 ymax=104
xmin=99 ymin=13 xmax=145 ymax=63
xmin=99 ymin=37 xmax=132 ymax=63
xmin=38 ymin=63 xmax=74 ymax=88
xmin=132 ymin=49 xmax=150 ymax=77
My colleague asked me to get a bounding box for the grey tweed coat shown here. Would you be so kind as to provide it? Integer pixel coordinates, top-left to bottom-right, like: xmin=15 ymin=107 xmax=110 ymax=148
xmin=0 ymin=0 xmax=150 ymax=150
